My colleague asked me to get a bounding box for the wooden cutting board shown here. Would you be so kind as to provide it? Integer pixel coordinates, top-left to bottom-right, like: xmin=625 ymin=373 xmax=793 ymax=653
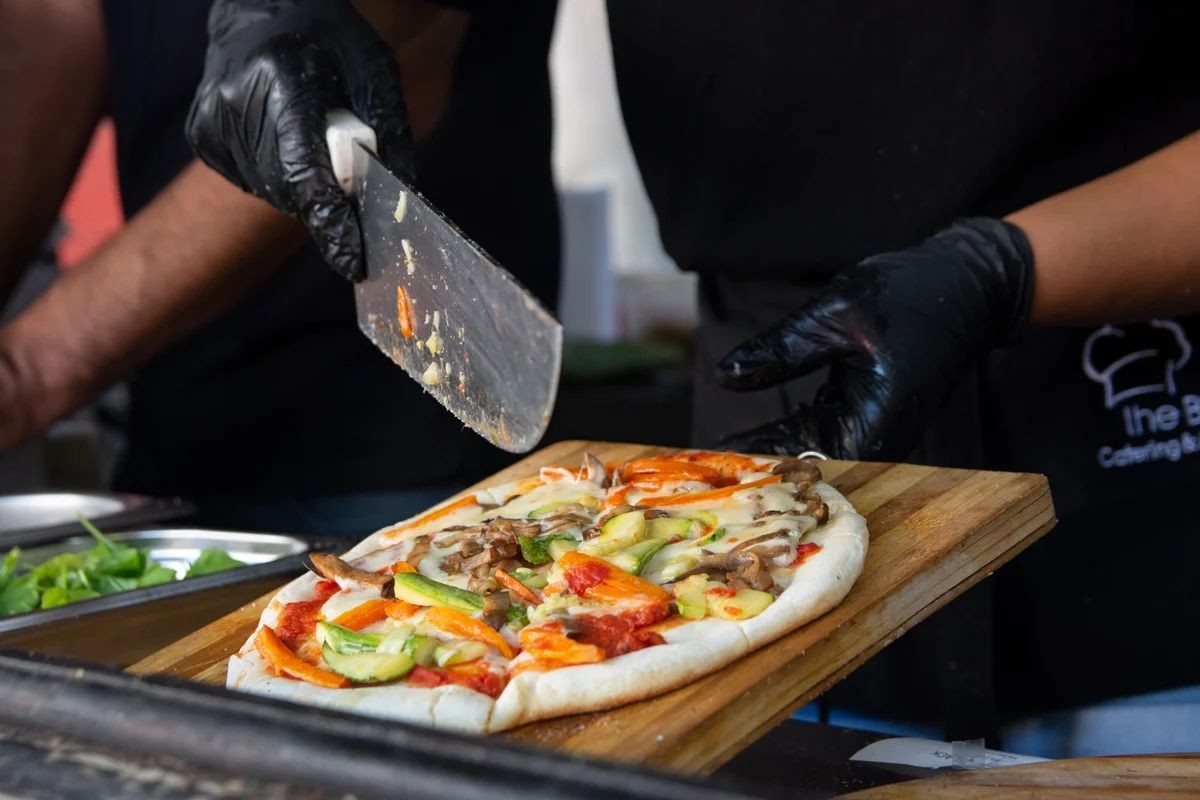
xmin=130 ymin=440 xmax=1055 ymax=775
xmin=841 ymin=754 xmax=1200 ymax=798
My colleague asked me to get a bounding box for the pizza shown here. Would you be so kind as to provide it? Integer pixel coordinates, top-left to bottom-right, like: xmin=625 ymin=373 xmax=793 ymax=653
xmin=228 ymin=450 xmax=868 ymax=733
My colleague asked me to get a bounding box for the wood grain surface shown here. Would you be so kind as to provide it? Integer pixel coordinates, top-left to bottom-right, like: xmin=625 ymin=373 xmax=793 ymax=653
xmin=842 ymin=754 xmax=1200 ymax=798
xmin=130 ymin=440 xmax=1056 ymax=775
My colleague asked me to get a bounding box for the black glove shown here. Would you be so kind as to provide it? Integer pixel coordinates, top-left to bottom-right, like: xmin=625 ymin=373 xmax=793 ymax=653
xmin=186 ymin=0 xmax=413 ymax=281
xmin=715 ymin=218 xmax=1036 ymax=460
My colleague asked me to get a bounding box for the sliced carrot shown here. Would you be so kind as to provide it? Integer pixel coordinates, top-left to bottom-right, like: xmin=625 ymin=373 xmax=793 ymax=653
xmin=424 ymin=606 xmax=515 ymax=659
xmin=390 ymin=494 xmax=479 ymax=535
xmin=255 ymin=626 xmax=348 ymax=689
xmin=331 ymin=598 xmax=393 ymax=631
xmin=389 ymin=560 xmax=417 ymax=574
xmin=494 ymin=568 xmax=540 ymax=605
xmin=385 ymin=600 xmax=420 ymax=621
xmin=558 ymin=551 xmax=671 ymax=604
xmin=640 ymin=474 xmax=782 ymax=508
xmin=396 ymin=286 xmax=415 ymax=338
xmin=672 ymin=451 xmax=762 ymax=480
xmin=603 ymin=485 xmax=633 ymax=510
xmin=519 ymin=625 xmax=605 ymax=664
xmin=625 ymin=473 xmax=695 ymax=492
xmin=619 ymin=457 xmax=726 ymax=485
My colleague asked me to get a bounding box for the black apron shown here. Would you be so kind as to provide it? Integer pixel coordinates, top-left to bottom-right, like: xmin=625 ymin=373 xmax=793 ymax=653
xmin=100 ymin=1 xmax=559 ymax=499
xmin=608 ymin=0 xmax=1200 ymax=713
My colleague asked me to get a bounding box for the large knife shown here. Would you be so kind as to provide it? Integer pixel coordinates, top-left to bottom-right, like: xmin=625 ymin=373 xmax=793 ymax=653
xmin=326 ymin=111 xmax=562 ymax=453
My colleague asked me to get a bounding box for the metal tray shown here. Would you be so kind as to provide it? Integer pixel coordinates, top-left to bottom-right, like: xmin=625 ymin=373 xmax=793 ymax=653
xmin=0 ymin=528 xmax=322 ymax=635
xmin=0 ymin=492 xmax=193 ymax=544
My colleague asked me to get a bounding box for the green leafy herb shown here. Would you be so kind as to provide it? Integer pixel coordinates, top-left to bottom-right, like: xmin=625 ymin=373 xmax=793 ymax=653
xmin=0 ymin=516 xmax=248 ymax=618
xmin=186 ymin=547 xmax=246 ymax=578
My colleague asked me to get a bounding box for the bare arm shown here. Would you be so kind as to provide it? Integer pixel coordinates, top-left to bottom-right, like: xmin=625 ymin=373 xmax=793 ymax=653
xmin=0 ymin=162 xmax=304 ymax=447
xmin=0 ymin=0 xmax=108 ymax=304
xmin=0 ymin=3 xmax=469 ymax=451
xmin=1009 ymin=131 xmax=1200 ymax=326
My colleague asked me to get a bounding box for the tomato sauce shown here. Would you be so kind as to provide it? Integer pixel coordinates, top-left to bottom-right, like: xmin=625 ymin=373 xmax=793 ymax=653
xmin=407 ymin=666 xmax=446 ymax=688
xmin=575 ymin=604 xmax=669 ymax=658
xmin=565 ymin=560 xmax=610 ymax=595
xmin=407 ymin=664 xmax=505 ymax=698
xmin=790 ymin=542 xmax=822 ymax=567
xmin=274 ymin=580 xmax=338 ymax=650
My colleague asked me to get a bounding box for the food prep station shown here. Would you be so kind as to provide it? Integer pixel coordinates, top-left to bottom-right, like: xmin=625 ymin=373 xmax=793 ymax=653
xmin=0 ymin=442 xmax=1193 ymax=798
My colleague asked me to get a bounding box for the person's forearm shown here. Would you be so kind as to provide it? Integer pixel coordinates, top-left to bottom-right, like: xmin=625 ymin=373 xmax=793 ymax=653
xmin=0 ymin=0 xmax=107 ymax=303
xmin=0 ymin=161 xmax=304 ymax=446
xmin=1008 ymin=131 xmax=1200 ymax=327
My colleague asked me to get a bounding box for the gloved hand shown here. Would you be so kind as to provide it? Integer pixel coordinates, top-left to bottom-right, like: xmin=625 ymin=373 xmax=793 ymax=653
xmin=715 ymin=218 xmax=1036 ymax=460
xmin=187 ymin=0 xmax=413 ymax=281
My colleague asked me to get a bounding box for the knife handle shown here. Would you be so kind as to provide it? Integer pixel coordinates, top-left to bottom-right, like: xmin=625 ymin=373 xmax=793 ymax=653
xmin=325 ymin=109 xmax=378 ymax=197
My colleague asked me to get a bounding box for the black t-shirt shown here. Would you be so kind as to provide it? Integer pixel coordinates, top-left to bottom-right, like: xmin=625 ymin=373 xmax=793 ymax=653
xmin=608 ymin=0 xmax=1200 ymax=710
xmin=101 ymin=1 xmax=559 ymax=498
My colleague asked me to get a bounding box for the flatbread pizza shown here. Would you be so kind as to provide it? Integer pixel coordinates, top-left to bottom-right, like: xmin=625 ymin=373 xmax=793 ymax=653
xmin=228 ymin=450 xmax=868 ymax=733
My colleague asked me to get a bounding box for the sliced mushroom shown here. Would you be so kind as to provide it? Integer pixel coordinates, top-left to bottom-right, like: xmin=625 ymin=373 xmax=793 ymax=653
xmin=772 ymin=457 xmax=823 ymax=490
xmin=582 ymin=452 xmax=610 ymax=487
xmin=802 ymin=491 xmax=830 ymax=525
xmin=469 ymin=573 xmax=499 ymax=594
xmin=539 ymin=510 xmax=593 ymax=534
xmin=405 ymin=535 xmax=432 ymax=568
xmin=482 ymin=591 xmax=511 ymax=630
xmin=730 ymin=531 xmax=790 ymax=553
xmin=482 ymin=518 xmax=540 ymax=540
xmin=434 ymin=526 xmax=481 ymax=547
xmin=726 ymin=551 xmax=773 ymax=591
xmin=642 ymin=509 xmax=671 ymax=520
xmin=674 ymin=549 xmax=775 ymax=592
xmin=304 ymin=552 xmax=394 ymax=597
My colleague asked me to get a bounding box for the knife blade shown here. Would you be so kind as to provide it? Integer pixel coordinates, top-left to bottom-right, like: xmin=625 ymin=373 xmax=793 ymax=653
xmin=326 ymin=112 xmax=562 ymax=453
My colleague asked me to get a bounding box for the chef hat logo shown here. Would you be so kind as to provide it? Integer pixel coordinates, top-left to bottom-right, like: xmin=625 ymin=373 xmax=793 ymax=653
xmin=1082 ymin=320 xmax=1192 ymax=409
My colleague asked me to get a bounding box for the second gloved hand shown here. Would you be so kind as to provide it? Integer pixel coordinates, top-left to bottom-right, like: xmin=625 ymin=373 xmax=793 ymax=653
xmin=187 ymin=0 xmax=414 ymax=281
xmin=715 ymin=218 xmax=1036 ymax=460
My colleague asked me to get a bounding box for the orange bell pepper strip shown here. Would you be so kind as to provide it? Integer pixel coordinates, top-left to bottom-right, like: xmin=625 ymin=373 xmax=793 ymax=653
xmin=331 ymin=599 xmax=392 ymax=630
xmin=639 ymin=474 xmax=782 ymax=508
xmin=619 ymin=457 xmax=726 ymax=485
xmin=389 ymin=560 xmax=417 ymax=574
xmin=519 ymin=624 xmax=605 ymax=664
xmin=330 ymin=598 xmax=418 ymax=630
xmin=255 ymin=626 xmax=348 ymax=688
xmin=672 ymin=451 xmax=762 ymax=480
xmin=494 ymin=568 xmax=541 ymax=605
xmin=389 ymin=494 xmax=479 ymax=535
xmin=424 ymin=606 xmax=515 ymax=659
xmin=558 ymin=551 xmax=671 ymax=604
xmin=385 ymin=600 xmax=420 ymax=621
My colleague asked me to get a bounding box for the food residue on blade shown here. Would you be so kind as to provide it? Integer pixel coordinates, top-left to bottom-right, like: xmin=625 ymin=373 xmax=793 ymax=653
xmin=426 ymin=330 xmax=442 ymax=355
xmin=458 ymin=370 xmax=466 ymax=394
xmin=422 ymin=362 xmax=441 ymax=385
xmin=396 ymin=286 xmax=416 ymax=339
xmin=394 ymin=192 xmax=408 ymax=222
xmin=433 ymin=310 xmax=441 ymax=330
xmin=401 ymin=239 xmax=416 ymax=276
